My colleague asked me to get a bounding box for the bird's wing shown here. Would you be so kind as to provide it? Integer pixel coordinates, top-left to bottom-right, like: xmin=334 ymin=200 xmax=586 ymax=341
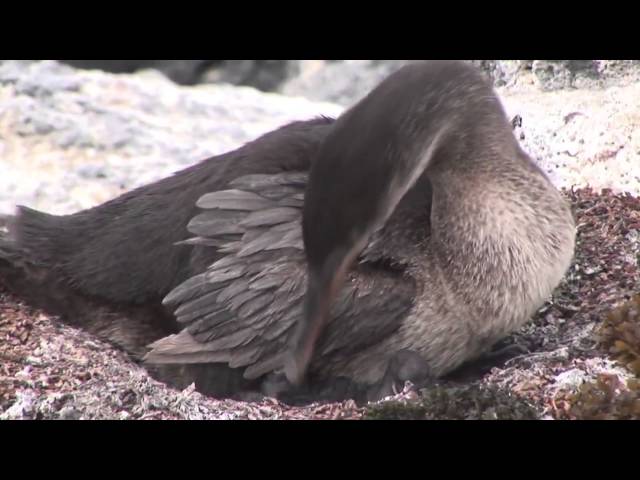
xmin=144 ymin=172 xmax=416 ymax=380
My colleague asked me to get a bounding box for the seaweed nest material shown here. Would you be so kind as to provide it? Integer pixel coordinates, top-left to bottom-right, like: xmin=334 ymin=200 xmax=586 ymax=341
xmin=2 ymin=187 xmax=640 ymax=419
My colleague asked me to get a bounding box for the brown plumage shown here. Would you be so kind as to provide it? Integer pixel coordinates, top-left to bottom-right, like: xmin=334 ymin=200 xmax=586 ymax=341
xmin=0 ymin=61 xmax=575 ymax=403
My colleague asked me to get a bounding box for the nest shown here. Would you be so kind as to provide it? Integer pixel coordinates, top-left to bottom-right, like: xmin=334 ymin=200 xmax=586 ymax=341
xmin=1 ymin=187 xmax=639 ymax=419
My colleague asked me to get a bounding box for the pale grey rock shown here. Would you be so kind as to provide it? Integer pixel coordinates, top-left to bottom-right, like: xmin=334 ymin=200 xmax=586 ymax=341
xmin=0 ymin=60 xmax=638 ymax=218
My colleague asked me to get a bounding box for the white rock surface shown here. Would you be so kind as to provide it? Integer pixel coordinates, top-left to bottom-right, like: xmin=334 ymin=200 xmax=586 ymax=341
xmin=0 ymin=61 xmax=343 ymax=215
xmin=498 ymin=78 xmax=640 ymax=196
xmin=0 ymin=60 xmax=638 ymax=217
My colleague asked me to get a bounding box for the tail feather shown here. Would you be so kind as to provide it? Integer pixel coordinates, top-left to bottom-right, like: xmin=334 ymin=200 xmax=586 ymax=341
xmin=8 ymin=206 xmax=78 ymax=267
xmin=0 ymin=209 xmax=178 ymax=358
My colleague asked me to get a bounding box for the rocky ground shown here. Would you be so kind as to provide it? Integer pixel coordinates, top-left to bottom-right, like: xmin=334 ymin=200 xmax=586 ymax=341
xmin=0 ymin=287 xmax=364 ymax=420
xmin=2 ymin=187 xmax=639 ymax=420
xmin=0 ymin=60 xmax=343 ymax=215
xmin=1 ymin=60 xmax=639 ymax=419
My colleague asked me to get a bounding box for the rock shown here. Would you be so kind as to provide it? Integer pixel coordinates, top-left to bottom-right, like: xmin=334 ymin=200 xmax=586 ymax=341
xmin=282 ymin=60 xmax=640 ymax=105
xmin=0 ymin=60 xmax=80 ymax=95
xmin=58 ymin=405 xmax=82 ymax=420
xmin=531 ymin=60 xmax=640 ymax=91
xmin=0 ymin=59 xmax=639 ymax=218
xmin=469 ymin=60 xmax=532 ymax=87
xmin=201 ymin=60 xmax=293 ymax=91
xmin=76 ymin=164 xmax=108 ymax=179
xmin=280 ymin=60 xmax=412 ymax=106
xmin=0 ymin=389 xmax=36 ymax=420
xmin=532 ymin=60 xmax=598 ymax=90
xmin=59 ymin=60 xmax=215 ymax=85
xmin=498 ymin=80 xmax=640 ymax=195
xmin=0 ymin=60 xmax=343 ymax=215
xmin=60 ymin=60 xmax=294 ymax=91
xmin=54 ymin=60 xmax=640 ymax=98
xmin=53 ymin=59 xmax=640 ymax=102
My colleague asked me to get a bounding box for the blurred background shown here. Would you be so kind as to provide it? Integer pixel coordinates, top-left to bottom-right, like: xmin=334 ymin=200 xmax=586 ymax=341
xmin=1 ymin=60 xmax=639 ymax=216
xmin=56 ymin=60 xmax=640 ymax=104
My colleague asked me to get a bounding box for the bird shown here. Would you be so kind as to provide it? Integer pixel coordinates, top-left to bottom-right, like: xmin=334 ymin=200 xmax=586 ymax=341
xmin=0 ymin=60 xmax=575 ymax=403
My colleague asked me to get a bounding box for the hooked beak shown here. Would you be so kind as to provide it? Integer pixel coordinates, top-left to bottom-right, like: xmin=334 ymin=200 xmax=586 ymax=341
xmin=285 ymin=246 xmax=356 ymax=385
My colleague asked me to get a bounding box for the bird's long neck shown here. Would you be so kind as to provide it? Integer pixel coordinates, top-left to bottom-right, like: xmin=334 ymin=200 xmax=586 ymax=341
xmin=427 ymin=153 xmax=575 ymax=330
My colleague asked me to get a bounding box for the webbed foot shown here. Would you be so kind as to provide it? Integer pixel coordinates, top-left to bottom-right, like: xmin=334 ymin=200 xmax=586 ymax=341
xmin=366 ymin=349 xmax=433 ymax=402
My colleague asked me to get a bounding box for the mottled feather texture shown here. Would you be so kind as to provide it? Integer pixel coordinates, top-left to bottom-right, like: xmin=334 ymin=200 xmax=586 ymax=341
xmin=147 ymin=172 xmax=417 ymax=380
xmin=0 ymin=62 xmax=576 ymax=403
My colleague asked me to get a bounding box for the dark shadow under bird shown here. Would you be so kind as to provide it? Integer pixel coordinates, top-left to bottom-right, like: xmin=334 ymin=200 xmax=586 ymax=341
xmin=0 ymin=61 xmax=576 ymax=404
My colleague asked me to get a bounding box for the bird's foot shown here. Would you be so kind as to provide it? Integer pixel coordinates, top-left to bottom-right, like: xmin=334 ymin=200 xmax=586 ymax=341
xmin=366 ymin=349 xmax=433 ymax=402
